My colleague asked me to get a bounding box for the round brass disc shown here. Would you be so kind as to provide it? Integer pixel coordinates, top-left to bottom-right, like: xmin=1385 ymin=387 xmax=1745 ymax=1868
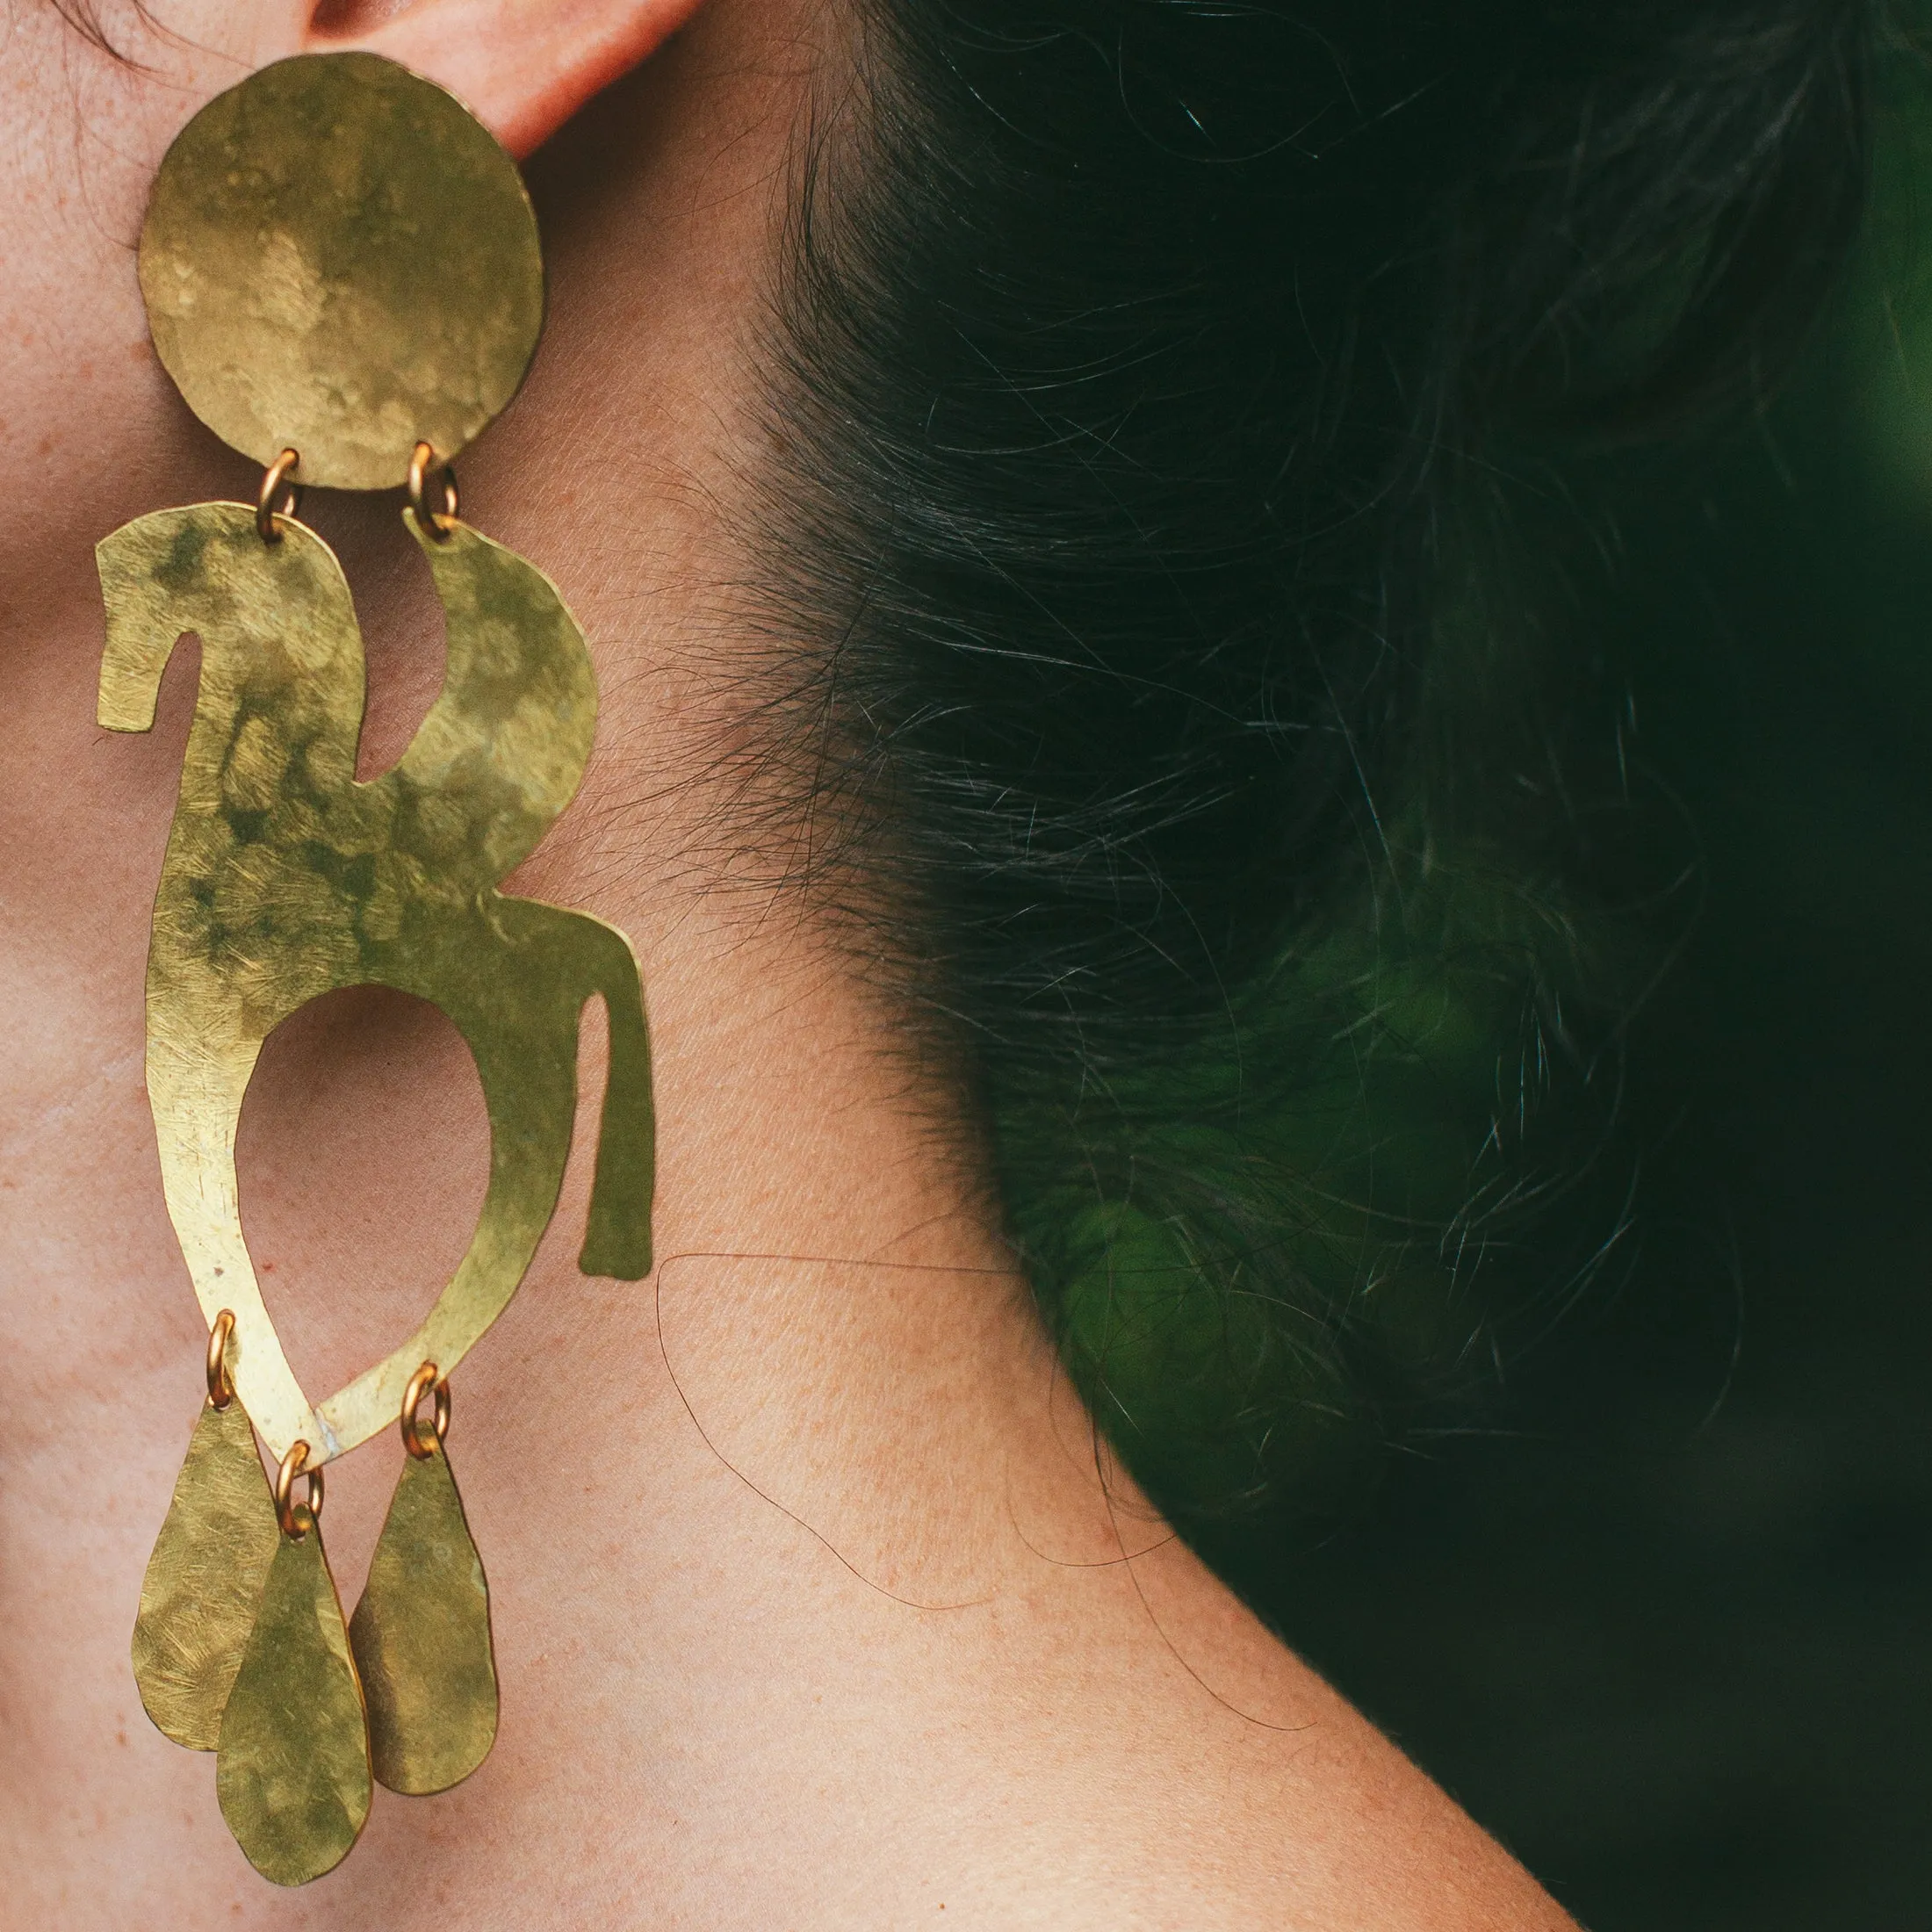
xmin=139 ymin=53 xmax=544 ymax=492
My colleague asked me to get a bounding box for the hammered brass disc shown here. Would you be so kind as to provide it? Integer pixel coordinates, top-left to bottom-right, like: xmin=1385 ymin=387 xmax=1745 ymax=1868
xmin=139 ymin=52 xmax=544 ymax=491
xmin=350 ymin=1443 xmax=498 ymax=1794
xmin=131 ymin=1391 xmax=280 ymax=1751
xmin=216 ymin=1521 xmax=371 ymax=1887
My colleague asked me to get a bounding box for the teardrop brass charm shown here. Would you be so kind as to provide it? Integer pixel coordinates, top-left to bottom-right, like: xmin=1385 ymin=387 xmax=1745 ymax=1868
xmin=131 ymin=1391 xmax=279 ymax=1750
xmin=215 ymin=1517 xmax=371 ymax=1886
xmin=350 ymin=1439 xmax=498 ymax=1794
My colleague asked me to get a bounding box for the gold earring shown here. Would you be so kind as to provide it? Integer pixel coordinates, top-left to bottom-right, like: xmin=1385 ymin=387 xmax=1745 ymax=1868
xmin=112 ymin=52 xmax=655 ymax=1885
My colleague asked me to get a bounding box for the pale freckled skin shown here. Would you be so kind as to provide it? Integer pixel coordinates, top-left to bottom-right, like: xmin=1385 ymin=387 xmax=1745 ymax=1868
xmin=0 ymin=4 xmax=1582 ymax=1929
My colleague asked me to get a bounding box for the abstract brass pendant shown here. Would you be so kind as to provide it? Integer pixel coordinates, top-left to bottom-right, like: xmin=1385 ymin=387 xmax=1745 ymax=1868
xmin=131 ymin=1380 xmax=280 ymax=1750
xmin=216 ymin=1514 xmax=371 ymax=1887
xmin=350 ymin=1423 xmax=498 ymax=1795
xmin=99 ymin=503 xmax=654 ymax=1468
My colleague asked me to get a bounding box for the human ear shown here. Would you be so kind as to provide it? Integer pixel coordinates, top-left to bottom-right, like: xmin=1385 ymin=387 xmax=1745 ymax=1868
xmin=302 ymin=0 xmax=707 ymax=157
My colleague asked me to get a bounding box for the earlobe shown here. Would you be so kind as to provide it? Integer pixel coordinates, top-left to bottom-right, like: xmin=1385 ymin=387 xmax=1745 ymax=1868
xmin=306 ymin=0 xmax=708 ymax=157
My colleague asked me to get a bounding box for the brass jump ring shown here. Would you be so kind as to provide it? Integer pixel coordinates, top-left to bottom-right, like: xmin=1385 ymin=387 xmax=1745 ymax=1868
xmin=256 ymin=447 xmax=301 ymax=544
xmin=205 ymin=1308 xmax=236 ymax=1409
xmin=400 ymin=1361 xmax=451 ymax=1459
xmin=407 ymin=441 xmax=458 ymax=540
xmin=274 ymin=1441 xmax=324 ymax=1539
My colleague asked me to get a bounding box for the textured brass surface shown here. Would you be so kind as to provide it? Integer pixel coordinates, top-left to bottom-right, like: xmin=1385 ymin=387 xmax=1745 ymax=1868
xmin=216 ymin=1523 xmax=371 ymax=1886
xmin=131 ymin=1390 xmax=279 ymax=1750
xmin=350 ymin=1443 xmax=498 ymax=1794
xmin=140 ymin=53 xmax=544 ymax=490
xmin=98 ymin=503 xmax=655 ymax=1465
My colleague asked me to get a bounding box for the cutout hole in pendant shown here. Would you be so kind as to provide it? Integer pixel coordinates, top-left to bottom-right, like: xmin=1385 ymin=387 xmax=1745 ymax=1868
xmin=236 ymin=985 xmax=489 ymax=1417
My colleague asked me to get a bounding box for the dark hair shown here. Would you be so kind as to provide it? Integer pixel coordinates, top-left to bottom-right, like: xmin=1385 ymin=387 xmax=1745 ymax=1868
xmin=751 ymin=0 xmax=1873 ymax=1525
